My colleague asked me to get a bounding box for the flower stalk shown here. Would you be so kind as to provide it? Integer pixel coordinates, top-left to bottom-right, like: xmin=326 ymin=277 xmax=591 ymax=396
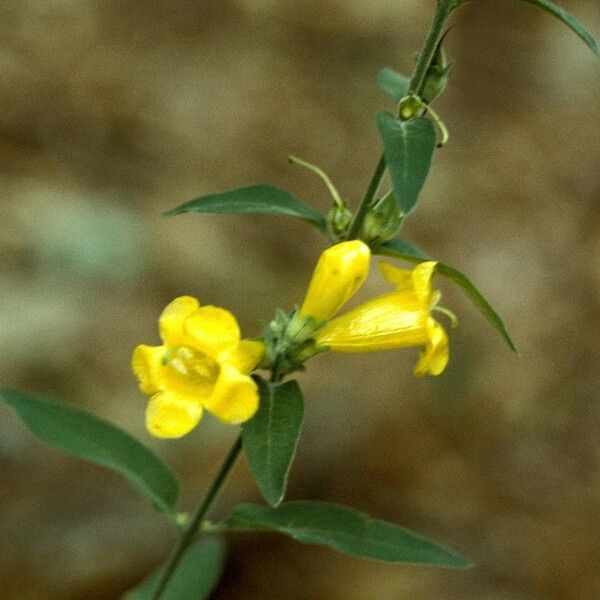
xmin=151 ymin=434 xmax=243 ymax=600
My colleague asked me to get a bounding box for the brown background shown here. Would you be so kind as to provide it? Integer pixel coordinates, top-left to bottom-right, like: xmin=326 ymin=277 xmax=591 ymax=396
xmin=1 ymin=1 xmax=599 ymax=598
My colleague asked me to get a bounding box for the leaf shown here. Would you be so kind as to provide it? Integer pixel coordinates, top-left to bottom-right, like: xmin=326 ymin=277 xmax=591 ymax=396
xmin=519 ymin=0 xmax=599 ymax=57
xmin=0 ymin=389 xmax=180 ymax=514
xmin=377 ymin=112 xmax=436 ymax=215
xmin=378 ymin=237 xmax=431 ymax=261
xmin=242 ymin=378 xmax=304 ymax=507
xmin=378 ymin=239 xmax=517 ymax=353
xmin=220 ymin=502 xmax=470 ymax=568
xmin=164 ymin=185 xmax=327 ymax=233
xmin=125 ymin=537 xmax=226 ymax=600
xmin=377 ymin=68 xmax=411 ymax=103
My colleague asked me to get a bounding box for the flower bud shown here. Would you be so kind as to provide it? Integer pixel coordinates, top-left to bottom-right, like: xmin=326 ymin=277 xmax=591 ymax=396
xmin=326 ymin=201 xmax=353 ymax=239
xmin=421 ymin=46 xmax=453 ymax=105
xmin=360 ymin=192 xmax=404 ymax=245
xmin=300 ymin=240 xmax=371 ymax=323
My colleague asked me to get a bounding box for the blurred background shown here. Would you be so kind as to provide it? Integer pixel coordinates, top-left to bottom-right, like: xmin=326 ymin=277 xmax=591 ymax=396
xmin=1 ymin=1 xmax=599 ymax=598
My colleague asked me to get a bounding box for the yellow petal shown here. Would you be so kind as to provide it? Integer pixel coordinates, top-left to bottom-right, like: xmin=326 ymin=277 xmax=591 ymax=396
xmin=379 ymin=262 xmax=414 ymax=290
xmin=300 ymin=240 xmax=371 ymax=322
xmin=380 ymin=261 xmax=437 ymax=303
xmin=413 ymin=318 xmax=449 ymax=377
xmin=183 ymin=305 xmax=241 ymax=358
xmin=145 ymin=391 xmax=203 ymax=438
xmin=203 ymin=365 xmax=259 ymax=424
xmin=132 ymin=344 xmax=165 ymax=395
xmin=411 ymin=261 xmax=437 ymax=302
xmin=315 ymin=291 xmax=429 ymax=352
xmin=159 ymin=296 xmax=200 ymax=346
xmin=227 ymin=339 xmax=265 ymax=374
xmin=159 ymin=348 xmax=219 ymax=400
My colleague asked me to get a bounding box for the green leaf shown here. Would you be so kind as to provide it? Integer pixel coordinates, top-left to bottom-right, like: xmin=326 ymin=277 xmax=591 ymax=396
xmin=377 ymin=112 xmax=436 ymax=215
xmin=0 ymin=389 xmax=180 ymax=514
xmin=378 ymin=239 xmax=517 ymax=353
xmin=242 ymin=378 xmax=304 ymax=507
xmin=125 ymin=537 xmax=226 ymax=600
xmin=220 ymin=501 xmax=470 ymax=567
xmin=164 ymin=185 xmax=327 ymax=233
xmin=519 ymin=0 xmax=599 ymax=57
xmin=377 ymin=68 xmax=411 ymax=103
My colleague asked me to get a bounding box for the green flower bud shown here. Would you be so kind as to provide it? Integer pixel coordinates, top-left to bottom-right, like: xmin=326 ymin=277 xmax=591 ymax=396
xmin=398 ymin=94 xmax=425 ymax=120
xmin=326 ymin=200 xmax=353 ymax=239
xmin=421 ymin=45 xmax=453 ymax=105
xmin=360 ymin=192 xmax=404 ymax=245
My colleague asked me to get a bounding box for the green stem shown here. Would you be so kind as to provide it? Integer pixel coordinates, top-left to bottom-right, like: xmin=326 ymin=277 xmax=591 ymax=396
xmin=152 ymin=435 xmax=243 ymax=600
xmin=346 ymin=154 xmax=386 ymax=239
xmin=346 ymin=0 xmax=455 ymax=240
xmin=408 ymin=1 xmax=454 ymax=96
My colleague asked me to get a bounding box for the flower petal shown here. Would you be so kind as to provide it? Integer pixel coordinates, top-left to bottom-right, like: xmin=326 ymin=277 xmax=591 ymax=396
xmin=379 ymin=262 xmax=414 ymax=290
xmin=203 ymin=365 xmax=259 ymax=424
xmin=159 ymin=296 xmax=200 ymax=345
xmin=227 ymin=339 xmax=265 ymax=374
xmin=184 ymin=305 xmax=241 ymax=358
xmin=411 ymin=261 xmax=437 ymax=302
xmin=145 ymin=391 xmax=203 ymax=438
xmin=380 ymin=261 xmax=438 ymax=304
xmin=315 ymin=291 xmax=429 ymax=352
xmin=413 ymin=318 xmax=449 ymax=376
xmin=132 ymin=344 xmax=165 ymax=395
xmin=300 ymin=240 xmax=371 ymax=322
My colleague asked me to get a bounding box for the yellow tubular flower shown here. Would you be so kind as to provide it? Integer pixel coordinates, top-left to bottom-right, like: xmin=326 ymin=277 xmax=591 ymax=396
xmin=299 ymin=240 xmax=371 ymax=323
xmin=314 ymin=261 xmax=449 ymax=376
xmin=132 ymin=296 xmax=264 ymax=438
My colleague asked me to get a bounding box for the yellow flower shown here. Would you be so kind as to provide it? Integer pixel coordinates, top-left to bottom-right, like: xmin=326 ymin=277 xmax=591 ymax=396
xmin=300 ymin=240 xmax=371 ymax=323
xmin=132 ymin=296 xmax=264 ymax=438
xmin=314 ymin=261 xmax=449 ymax=376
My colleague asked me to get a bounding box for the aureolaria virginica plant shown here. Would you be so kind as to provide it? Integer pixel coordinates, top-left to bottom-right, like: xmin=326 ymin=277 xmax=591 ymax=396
xmin=2 ymin=1 xmax=598 ymax=598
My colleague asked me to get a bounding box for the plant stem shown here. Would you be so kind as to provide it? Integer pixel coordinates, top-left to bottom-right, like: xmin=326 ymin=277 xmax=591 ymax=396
xmin=346 ymin=0 xmax=454 ymax=240
xmin=408 ymin=1 xmax=454 ymax=96
xmin=152 ymin=434 xmax=243 ymax=600
xmin=346 ymin=154 xmax=386 ymax=239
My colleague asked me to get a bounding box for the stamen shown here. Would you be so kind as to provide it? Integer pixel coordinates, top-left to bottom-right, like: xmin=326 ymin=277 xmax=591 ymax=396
xmin=433 ymin=305 xmax=458 ymax=328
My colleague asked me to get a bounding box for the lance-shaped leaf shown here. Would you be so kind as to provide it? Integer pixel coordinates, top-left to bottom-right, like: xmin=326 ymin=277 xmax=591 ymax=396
xmin=242 ymin=377 xmax=304 ymax=506
xmin=125 ymin=537 xmax=226 ymax=600
xmin=519 ymin=0 xmax=599 ymax=57
xmin=377 ymin=239 xmax=517 ymax=353
xmin=0 ymin=389 xmax=179 ymax=514
xmin=164 ymin=185 xmax=327 ymax=233
xmin=377 ymin=112 xmax=436 ymax=215
xmin=377 ymin=68 xmax=411 ymax=103
xmin=220 ymin=502 xmax=470 ymax=567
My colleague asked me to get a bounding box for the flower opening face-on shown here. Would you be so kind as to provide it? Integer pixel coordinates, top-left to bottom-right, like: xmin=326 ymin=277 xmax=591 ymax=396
xmin=299 ymin=241 xmax=449 ymax=377
xmin=132 ymin=296 xmax=264 ymax=438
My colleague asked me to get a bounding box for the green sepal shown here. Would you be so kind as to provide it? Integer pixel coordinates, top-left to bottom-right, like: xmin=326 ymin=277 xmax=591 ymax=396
xmin=242 ymin=377 xmax=304 ymax=506
xmin=326 ymin=200 xmax=353 ymax=241
xmin=0 ymin=388 xmax=180 ymax=514
xmin=164 ymin=185 xmax=327 ymax=234
xmin=377 ymin=112 xmax=436 ymax=215
xmin=359 ymin=191 xmax=404 ymax=245
xmin=260 ymin=308 xmax=326 ymax=376
xmin=377 ymin=68 xmax=411 ymax=103
xmin=377 ymin=239 xmax=517 ymax=353
xmin=124 ymin=537 xmax=226 ymax=599
xmin=518 ymin=0 xmax=599 ymax=57
xmin=219 ymin=501 xmax=470 ymax=567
